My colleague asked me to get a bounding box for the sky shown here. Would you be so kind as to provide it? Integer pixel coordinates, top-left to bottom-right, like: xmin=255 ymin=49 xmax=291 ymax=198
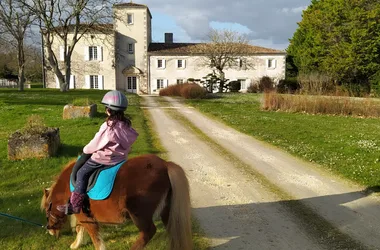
xmin=136 ymin=0 xmax=312 ymax=51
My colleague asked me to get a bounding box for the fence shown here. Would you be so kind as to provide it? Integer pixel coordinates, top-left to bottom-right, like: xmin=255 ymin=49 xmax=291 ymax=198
xmin=0 ymin=79 xmax=18 ymax=88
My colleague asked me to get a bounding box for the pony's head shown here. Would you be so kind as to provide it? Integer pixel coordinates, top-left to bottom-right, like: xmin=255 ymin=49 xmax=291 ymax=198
xmin=41 ymin=187 xmax=68 ymax=237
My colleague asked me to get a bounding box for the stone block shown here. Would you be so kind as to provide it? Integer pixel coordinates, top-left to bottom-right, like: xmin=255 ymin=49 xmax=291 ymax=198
xmin=63 ymin=104 xmax=97 ymax=119
xmin=8 ymin=128 xmax=60 ymax=160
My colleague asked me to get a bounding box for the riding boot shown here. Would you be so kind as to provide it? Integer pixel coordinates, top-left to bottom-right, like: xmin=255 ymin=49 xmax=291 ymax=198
xmin=57 ymin=192 xmax=85 ymax=215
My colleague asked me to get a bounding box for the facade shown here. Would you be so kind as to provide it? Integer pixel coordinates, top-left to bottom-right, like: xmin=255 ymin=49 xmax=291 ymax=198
xmin=45 ymin=2 xmax=286 ymax=94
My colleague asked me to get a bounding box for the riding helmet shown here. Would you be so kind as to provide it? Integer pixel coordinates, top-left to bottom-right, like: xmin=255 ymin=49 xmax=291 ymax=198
xmin=101 ymin=90 xmax=128 ymax=111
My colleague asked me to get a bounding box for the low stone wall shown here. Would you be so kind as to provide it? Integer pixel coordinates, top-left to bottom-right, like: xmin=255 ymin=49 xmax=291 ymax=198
xmin=63 ymin=104 xmax=97 ymax=119
xmin=8 ymin=128 xmax=60 ymax=160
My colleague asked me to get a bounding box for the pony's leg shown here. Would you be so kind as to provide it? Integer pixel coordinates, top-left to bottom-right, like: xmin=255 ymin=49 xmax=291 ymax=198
xmin=160 ymin=202 xmax=170 ymax=227
xmin=70 ymin=225 xmax=85 ymax=249
xmin=79 ymin=220 xmax=106 ymax=250
xmin=129 ymin=213 xmax=157 ymax=250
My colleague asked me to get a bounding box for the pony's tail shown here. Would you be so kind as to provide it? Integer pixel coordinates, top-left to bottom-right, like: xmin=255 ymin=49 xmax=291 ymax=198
xmin=166 ymin=161 xmax=192 ymax=250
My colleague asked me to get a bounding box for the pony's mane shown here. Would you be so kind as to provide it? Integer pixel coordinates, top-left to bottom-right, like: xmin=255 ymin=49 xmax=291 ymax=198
xmin=40 ymin=159 xmax=77 ymax=211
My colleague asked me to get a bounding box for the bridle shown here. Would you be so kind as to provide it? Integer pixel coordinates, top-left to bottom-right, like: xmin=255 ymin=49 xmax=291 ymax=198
xmin=45 ymin=201 xmax=66 ymax=230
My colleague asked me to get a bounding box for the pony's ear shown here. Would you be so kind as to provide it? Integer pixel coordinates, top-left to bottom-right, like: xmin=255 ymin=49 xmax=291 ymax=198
xmin=44 ymin=188 xmax=50 ymax=197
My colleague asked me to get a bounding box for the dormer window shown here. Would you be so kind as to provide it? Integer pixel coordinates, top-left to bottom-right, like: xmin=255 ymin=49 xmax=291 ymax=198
xmin=127 ymin=14 xmax=134 ymax=24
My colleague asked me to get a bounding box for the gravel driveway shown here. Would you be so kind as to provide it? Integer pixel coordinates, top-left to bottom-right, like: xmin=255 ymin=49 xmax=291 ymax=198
xmin=143 ymin=96 xmax=380 ymax=250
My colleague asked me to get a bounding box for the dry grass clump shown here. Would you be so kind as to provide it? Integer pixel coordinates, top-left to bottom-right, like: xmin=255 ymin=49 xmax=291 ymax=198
xmin=159 ymin=83 xmax=207 ymax=99
xmin=21 ymin=115 xmax=48 ymax=135
xmin=263 ymin=92 xmax=380 ymax=117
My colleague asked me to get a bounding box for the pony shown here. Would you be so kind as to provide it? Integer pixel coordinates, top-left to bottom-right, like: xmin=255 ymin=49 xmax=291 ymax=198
xmin=41 ymin=154 xmax=192 ymax=250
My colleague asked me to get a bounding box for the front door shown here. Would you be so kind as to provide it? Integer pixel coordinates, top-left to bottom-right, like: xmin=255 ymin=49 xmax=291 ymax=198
xmin=126 ymin=76 xmax=137 ymax=93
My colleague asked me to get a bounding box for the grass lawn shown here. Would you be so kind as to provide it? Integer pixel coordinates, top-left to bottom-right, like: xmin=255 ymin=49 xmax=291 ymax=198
xmin=0 ymin=89 xmax=207 ymax=249
xmin=186 ymin=93 xmax=380 ymax=189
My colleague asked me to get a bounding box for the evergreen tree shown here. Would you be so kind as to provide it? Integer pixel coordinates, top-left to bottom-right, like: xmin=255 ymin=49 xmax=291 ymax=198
xmin=288 ymin=0 xmax=380 ymax=89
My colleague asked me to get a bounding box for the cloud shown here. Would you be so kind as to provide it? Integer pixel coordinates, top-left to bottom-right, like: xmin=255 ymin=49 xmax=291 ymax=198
xmin=138 ymin=0 xmax=311 ymax=49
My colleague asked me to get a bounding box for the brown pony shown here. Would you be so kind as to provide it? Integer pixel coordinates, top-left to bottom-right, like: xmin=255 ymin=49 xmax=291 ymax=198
xmin=41 ymin=154 xmax=192 ymax=250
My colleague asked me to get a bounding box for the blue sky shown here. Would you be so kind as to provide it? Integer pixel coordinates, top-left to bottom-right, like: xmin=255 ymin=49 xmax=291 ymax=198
xmin=138 ymin=0 xmax=312 ymax=50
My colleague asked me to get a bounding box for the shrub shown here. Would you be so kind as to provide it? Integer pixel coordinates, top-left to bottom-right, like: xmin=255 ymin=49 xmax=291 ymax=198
xmin=258 ymin=76 xmax=274 ymax=92
xmin=276 ymin=78 xmax=300 ymax=94
xmin=247 ymin=83 xmax=259 ymax=93
xmin=180 ymin=84 xmax=207 ymax=99
xmin=159 ymin=84 xmax=182 ymax=97
xmin=297 ymin=72 xmax=335 ymax=95
xmin=228 ymin=80 xmax=241 ymax=92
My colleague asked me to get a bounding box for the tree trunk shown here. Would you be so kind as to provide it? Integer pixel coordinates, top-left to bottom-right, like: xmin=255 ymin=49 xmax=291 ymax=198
xmin=217 ymin=70 xmax=225 ymax=93
xmin=17 ymin=41 xmax=25 ymax=92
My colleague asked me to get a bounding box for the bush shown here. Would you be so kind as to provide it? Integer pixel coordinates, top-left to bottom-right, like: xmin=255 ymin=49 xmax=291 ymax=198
xmin=247 ymin=83 xmax=259 ymax=93
xmin=159 ymin=83 xmax=207 ymax=99
xmin=180 ymin=84 xmax=207 ymax=99
xmin=258 ymin=76 xmax=274 ymax=92
xmin=228 ymin=80 xmax=241 ymax=92
xmin=159 ymin=84 xmax=182 ymax=97
xmin=276 ymin=78 xmax=300 ymax=94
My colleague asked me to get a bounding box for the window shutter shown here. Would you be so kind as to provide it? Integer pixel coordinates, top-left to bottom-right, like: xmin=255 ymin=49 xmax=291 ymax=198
xmin=156 ymin=59 xmax=159 ymax=68
xmin=84 ymin=46 xmax=89 ymax=61
xmin=55 ymin=76 xmax=60 ymax=88
xmin=98 ymin=75 xmax=104 ymax=89
xmin=183 ymin=59 xmax=186 ymax=68
xmin=273 ymin=59 xmax=277 ymax=69
xmin=59 ymin=46 xmax=64 ymax=61
xmin=164 ymin=79 xmax=168 ymax=88
xmin=163 ymin=59 xmax=166 ymax=69
xmin=97 ymin=46 xmax=103 ymax=61
xmin=85 ymin=75 xmax=90 ymax=89
xmin=69 ymin=75 xmax=75 ymax=89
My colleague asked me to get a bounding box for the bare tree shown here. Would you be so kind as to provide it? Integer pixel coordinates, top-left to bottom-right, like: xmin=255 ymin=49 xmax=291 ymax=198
xmin=191 ymin=29 xmax=256 ymax=92
xmin=0 ymin=0 xmax=34 ymax=91
xmin=22 ymin=0 xmax=117 ymax=91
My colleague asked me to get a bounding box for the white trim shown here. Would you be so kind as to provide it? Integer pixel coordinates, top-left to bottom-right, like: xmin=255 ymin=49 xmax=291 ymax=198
xmin=85 ymin=75 xmax=90 ymax=89
xmin=97 ymin=46 xmax=103 ymax=61
xmin=55 ymin=76 xmax=60 ymax=88
xmin=84 ymin=46 xmax=89 ymax=61
xmin=98 ymin=75 xmax=104 ymax=89
xmin=59 ymin=46 xmax=64 ymax=61
xmin=69 ymin=75 xmax=75 ymax=89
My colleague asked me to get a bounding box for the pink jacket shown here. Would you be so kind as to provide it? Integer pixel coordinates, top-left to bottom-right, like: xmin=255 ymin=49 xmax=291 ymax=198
xmin=83 ymin=121 xmax=139 ymax=165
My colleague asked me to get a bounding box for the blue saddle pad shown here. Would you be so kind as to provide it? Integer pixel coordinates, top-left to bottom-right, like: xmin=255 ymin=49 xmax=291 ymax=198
xmin=70 ymin=160 xmax=125 ymax=200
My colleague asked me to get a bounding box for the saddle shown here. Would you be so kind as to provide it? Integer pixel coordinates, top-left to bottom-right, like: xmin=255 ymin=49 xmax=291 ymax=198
xmin=70 ymin=156 xmax=125 ymax=200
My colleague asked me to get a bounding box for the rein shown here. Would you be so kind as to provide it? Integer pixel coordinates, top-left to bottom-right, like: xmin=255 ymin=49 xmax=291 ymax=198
xmin=0 ymin=212 xmax=45 ymax=228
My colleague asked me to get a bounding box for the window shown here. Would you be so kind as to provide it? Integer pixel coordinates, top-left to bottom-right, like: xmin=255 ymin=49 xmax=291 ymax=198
xmin=90 ymin=75 xmax=99 ymax=89
xmin=157 ymin=59 xmax=165 ymax=69
xmin=128 ymin=43 xmax=134 ymax=53
xmin=127 ymin=14 xmax=133 ymax=24
xmin=127 ymin=76 xmax=137 ymax=90
xmin=238 ymin=79 xmax=246 ymax=89
xmin=238 ymin=59 xmax=243 ymax=68
xmin=89 ymin=46 xmax=98 ymax=61
xmin=177 ymin=79 xmax=184 ymax=84
xmin=267 ymin=59 xmax=276 ymax=69
xmin=157 ymin=79 xmax=164 ymax=89
xmin=177 ymin=59 xmax=186 ymax=69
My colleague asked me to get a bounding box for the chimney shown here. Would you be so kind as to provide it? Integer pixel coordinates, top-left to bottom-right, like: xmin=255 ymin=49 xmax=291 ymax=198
xmin=165 ymin=33 xmax=173 ymax=44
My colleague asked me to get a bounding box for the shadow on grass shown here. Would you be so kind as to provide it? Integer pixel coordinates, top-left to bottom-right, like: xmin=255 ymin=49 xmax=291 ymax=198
xmin=57 ymin=144 xmax=83 ymax=158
